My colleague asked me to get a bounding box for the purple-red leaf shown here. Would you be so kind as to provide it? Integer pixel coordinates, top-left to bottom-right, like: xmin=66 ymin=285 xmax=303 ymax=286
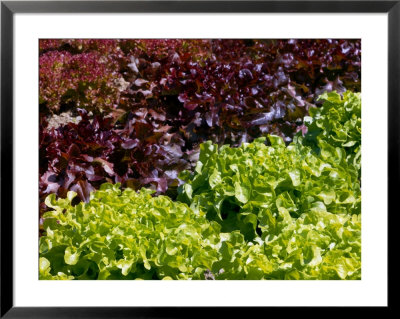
xmin=70 ymin=180 xmax=95 ymax=203
xmin=121 ymin=138 xmax=139 ymax=150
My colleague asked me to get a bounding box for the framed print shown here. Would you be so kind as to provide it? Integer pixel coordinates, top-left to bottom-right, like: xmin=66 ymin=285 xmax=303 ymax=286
xmin=1 ymin=0 xmax=395 ymax=317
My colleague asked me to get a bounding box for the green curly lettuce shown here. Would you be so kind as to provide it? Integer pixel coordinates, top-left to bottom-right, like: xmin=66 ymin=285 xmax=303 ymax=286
xmin=208 ymin=212 xmax=361 ymax=280
xmin=39 ymin=183 xmax=222 ymax=280
xmin=302 ymin=91 xmax=361 ymax=174
xmin=40 ymin=177 xmax=361 ymax=280
xmin=177 ymin=134 xmax=361 ymax=279
xmin=178 ymin=135 xmax=360 ymax=240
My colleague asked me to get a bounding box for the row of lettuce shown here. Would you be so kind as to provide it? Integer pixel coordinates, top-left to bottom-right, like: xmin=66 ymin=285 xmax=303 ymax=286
xmin=40 ymin=91 xmax=361 ymax=280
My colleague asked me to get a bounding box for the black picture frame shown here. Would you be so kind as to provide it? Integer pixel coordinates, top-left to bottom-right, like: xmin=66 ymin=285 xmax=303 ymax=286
xmin=1 ymin=1 xmax=395 ymax=317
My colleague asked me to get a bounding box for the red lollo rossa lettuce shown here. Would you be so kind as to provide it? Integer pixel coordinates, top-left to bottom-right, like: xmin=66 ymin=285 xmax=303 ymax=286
xmin=39 ymin=42 xmax=127 ymax=113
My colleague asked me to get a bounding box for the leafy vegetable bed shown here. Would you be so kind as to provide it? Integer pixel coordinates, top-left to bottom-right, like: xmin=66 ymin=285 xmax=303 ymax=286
xmin=40 ymin=92 xmax=361 ymax=280
xmin=39 ymin=39 xmax=361 ymax=219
